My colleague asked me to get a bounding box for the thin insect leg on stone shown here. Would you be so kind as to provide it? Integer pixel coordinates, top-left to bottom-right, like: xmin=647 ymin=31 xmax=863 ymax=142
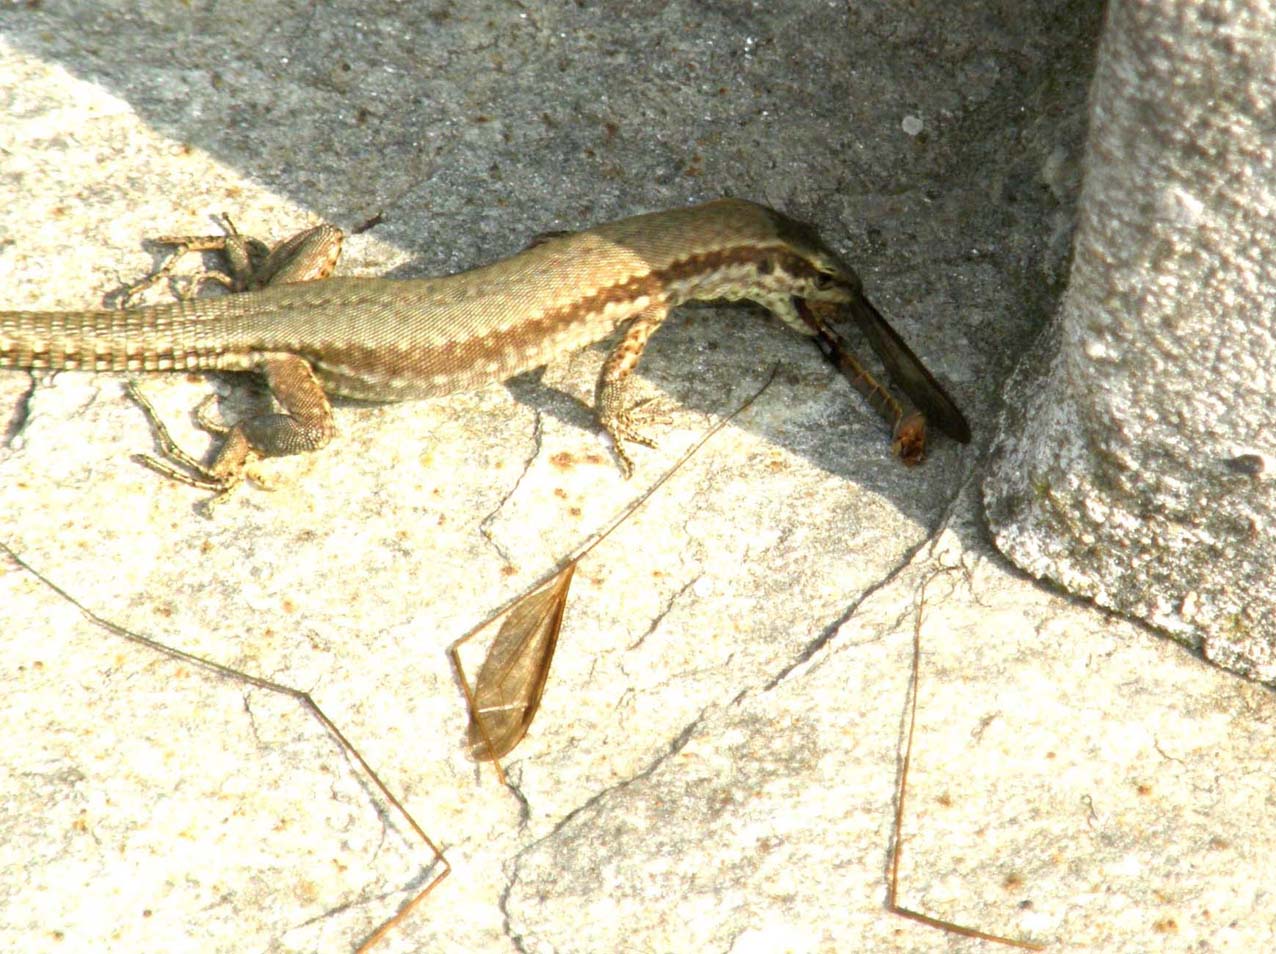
xmin=887 ymin=568 xmax=1045 ymax=951
xmin=0 ymin=540 xmax=450 ymax=954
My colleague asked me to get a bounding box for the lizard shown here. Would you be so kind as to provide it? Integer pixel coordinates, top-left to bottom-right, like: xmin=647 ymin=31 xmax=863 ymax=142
xmin=0 ymin=198 xmax=968 ymax=502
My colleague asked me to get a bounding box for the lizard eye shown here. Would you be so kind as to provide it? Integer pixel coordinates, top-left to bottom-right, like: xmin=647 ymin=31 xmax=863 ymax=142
xmin=813 ymin=272 xmax=839 ymax=291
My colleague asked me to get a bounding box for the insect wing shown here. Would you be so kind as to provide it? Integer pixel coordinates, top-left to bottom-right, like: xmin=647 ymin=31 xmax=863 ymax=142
xmin=466 ymin=564 xmax=576 ymax=761
xmin=845 ymin=293 xmax=972 ymax=444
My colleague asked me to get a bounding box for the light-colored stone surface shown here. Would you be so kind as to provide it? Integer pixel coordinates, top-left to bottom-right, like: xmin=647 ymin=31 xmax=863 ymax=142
xmin=983 ymin=0 xmax=1276 ymax=683
xmin=3 ymin=3 xmax=1272 ymax=954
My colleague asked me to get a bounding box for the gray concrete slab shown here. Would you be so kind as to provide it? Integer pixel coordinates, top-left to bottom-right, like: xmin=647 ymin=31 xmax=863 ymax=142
xmin=3 ymin=3 xmax=1271 ymax=954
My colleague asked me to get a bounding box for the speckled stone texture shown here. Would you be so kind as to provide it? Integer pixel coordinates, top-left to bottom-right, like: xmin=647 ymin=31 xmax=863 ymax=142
xmin=984 ymin=0 xmax=1276 ymax=682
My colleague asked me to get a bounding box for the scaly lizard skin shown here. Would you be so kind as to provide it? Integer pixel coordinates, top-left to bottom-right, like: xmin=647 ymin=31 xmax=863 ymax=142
xmin=0 ymin=198 xmax=963 ymax=498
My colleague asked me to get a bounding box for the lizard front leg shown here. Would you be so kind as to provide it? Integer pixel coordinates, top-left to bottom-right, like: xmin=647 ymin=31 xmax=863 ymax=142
xmin=594 ymin=303 xmax=672 ymax=477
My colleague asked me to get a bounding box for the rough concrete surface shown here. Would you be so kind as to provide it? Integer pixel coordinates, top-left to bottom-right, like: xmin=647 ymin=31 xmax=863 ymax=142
xmin=1 ymin=3 xmax=1272 ymax=954
xmin=984 ymin=0 xmax=1276 ymax=684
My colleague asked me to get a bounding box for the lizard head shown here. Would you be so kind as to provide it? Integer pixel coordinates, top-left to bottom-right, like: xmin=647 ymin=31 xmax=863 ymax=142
xmin=698 ymin=200 xmax=866 ymax=335
xmin=760 ymin=205 xmax=865 ymax=306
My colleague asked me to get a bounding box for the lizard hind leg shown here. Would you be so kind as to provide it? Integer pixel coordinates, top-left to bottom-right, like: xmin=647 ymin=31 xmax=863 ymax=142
xmin=126 ymin=380 xmax=247 ymax=507
xmin=116 ymin=216 xmax=267 ymax=308
xmin=116 ymin=215 xmax=345 ymax=307
xmin=245 ymin=222 xmax=344 ymax=287
xmin=128 ymin=355 xmax=335 ymax=510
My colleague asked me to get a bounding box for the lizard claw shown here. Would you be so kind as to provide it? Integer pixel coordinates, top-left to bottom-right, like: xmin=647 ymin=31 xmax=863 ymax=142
xmin=599 ymin=397 xmax=681 ymax=477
